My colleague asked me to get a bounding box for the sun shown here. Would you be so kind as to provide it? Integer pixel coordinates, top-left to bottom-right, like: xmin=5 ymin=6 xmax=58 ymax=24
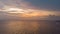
xmin=8 ymin=8 xmax=23 ymax=11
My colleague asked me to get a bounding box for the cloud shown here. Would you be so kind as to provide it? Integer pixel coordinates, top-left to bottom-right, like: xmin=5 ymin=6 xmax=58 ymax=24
xmin=0 ymin=0 xmax=60 ymax=11
xmin=0 ymin=0 xmax=60 ymax=17
xmin=0 ymin=0 xmax=32 ymax=9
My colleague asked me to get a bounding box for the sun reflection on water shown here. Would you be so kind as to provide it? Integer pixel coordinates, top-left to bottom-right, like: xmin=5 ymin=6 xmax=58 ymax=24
xmin=5 ymin=21 xmax=40 ymax=34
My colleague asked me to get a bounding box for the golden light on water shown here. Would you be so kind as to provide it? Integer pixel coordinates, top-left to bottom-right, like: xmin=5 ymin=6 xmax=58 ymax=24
xmin=5 ymin=21 xmax=40 ymax=33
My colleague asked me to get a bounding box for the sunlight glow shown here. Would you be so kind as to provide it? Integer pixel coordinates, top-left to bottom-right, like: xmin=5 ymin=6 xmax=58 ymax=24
xmin=0 ymin=7 xmax=56 ymax=17
xmin=1 ymin=8 xmax=25 ymax=13
xmin=8 ymin=8 xmax=23 ymax=11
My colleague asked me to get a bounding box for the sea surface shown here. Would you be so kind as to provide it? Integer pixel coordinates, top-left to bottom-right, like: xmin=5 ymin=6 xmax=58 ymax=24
xmin=0 ymin=20 xmax=60 ymax=34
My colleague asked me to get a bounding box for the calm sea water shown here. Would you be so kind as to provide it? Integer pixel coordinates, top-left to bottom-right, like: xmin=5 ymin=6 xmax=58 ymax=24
xmin=0 ymin=20 xmax=60 ymax=34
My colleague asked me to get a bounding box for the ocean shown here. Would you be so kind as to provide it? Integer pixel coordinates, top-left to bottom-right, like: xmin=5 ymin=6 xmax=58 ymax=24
xmin=0 ymin=20 xmax=60 ymax=34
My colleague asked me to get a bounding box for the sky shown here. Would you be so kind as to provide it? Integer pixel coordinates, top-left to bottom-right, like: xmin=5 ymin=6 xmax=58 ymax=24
xmin=0 ymin=0 xmax=60 ymax=19
xmin=0 ymin=0 xmax=60 ymax=10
